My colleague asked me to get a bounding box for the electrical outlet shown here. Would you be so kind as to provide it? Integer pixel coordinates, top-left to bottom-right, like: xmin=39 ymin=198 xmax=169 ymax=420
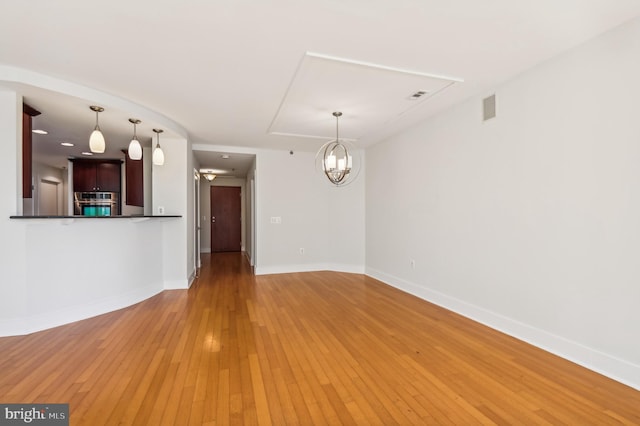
xmin=270 ymin=216 xmax=282 ymax=224
xmin=158 ymin=206 xmax=165 ymax=215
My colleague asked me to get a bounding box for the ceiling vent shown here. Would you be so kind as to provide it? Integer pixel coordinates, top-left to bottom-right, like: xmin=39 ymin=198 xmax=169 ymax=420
xmin=408 ymin=90 xmax=428 ymax=100
xmin=483 ymin=94 xmax=496 ymax=121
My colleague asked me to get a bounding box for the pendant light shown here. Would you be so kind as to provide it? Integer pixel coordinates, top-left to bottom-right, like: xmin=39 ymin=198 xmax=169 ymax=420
xmin=89 ymin=106 xmax=105 ymax=153
xmin=316 ymin=111 xmax=359 ymax=186
xmin=152 ymin=128 xmax=165 ymax=166
xmin=128 ymin=118 xmax=143 ymax=160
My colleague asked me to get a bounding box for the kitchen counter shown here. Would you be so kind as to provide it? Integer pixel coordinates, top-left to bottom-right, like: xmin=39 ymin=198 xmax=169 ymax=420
xmin=9 ymin=215 xmax=181 ymax=224
xmin=10 ymin=215 xmax=181 ymax=219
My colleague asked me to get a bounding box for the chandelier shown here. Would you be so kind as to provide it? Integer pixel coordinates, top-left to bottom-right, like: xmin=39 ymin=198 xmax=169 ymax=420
xmin=316 ymin=111 xmax=359 ymax=186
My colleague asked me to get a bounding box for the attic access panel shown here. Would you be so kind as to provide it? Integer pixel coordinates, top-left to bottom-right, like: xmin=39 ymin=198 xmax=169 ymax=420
xmin=268 ymin=52 xmax=462 ymax=141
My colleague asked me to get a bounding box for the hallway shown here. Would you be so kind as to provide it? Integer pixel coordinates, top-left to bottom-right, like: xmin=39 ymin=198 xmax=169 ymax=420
xmin=0 ymin=253 xmax=638 ymax=424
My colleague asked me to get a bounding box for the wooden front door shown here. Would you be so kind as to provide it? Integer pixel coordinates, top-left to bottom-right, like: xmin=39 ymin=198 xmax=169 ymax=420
xmin=211 ymin=186 xmax=241 ymax=252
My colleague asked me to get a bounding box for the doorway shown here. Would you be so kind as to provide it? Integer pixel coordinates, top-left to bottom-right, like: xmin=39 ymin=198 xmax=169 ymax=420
xmin=210 ymin=186 xmax=242 ymax=252
xmin=194 ymin=170 xmax=201 ymax=274
xmin=38 ymin=178 xmax=60 ymax=216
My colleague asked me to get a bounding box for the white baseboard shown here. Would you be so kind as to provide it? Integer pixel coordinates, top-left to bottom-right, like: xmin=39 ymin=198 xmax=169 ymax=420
xmin=365 ymin=267 xmax=640 ymax=391
xmin=0 ymin=318 xmax=29 ymax=338
xmin=0 ymin=283 xmax=163 ymax=337
xmin=164 ymin=278 xmax=190 ymax=290
xmin=256 ymin=263 xmax=365 ymax=276
xmin=187 ymin=269 xmax=197 ymax=288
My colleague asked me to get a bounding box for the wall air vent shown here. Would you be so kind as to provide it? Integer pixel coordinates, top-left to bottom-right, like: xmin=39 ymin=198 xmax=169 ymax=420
xmin=483 ymin=94 xmax=496 ymax=121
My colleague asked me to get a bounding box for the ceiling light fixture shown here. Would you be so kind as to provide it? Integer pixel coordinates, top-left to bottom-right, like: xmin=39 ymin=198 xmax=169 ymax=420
xmin=199 ymin=169 xmax=219 ymax=181
xmin=89 ymin=105 xmax=105 ymax=153
xmin=152 ymin=128 xmax=165 ymax=166
xmin=316 ymin=111 xmax=359 ymax=186
xmin=81 ymin=151 xmax=94 ymax=156
xmin=32 ymin=129 xmax=48 ymax=135
xmin=128 ymin=118 xmax=143 ymax=160
xmin=61 ymin=142 xmax=74 ymax=147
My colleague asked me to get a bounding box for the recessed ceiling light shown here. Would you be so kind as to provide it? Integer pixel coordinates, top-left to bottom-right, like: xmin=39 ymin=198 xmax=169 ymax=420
xmin=61 ymin=142 xmax=74 ymax=147
xmin=81 ymin=151 xmax=93 ymax=156
xmin=32 ymin=129 xmax=48 ymax=135
xmin=221 ymin=154 xmax=230 ymax=159
xmin=200 ymin=168 xmax=227 ymax=174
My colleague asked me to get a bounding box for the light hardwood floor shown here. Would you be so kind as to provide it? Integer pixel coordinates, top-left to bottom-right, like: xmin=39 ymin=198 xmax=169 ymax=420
xmin=0 ymin=253 xmax=639 ymax=425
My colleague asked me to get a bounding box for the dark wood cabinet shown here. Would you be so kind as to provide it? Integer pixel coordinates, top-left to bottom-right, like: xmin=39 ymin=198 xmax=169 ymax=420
xmin=96 ymin=162 xmax=121 ymax=192
xmin=22 ymin=104 xmax=41 ymax=199
xmin=72 ymin=160 xmax=121 ymax=192
xmin=125 ymin=154 xmax=144 ymax=207
xmin=73 ymin=161 xmax=96 ymax=192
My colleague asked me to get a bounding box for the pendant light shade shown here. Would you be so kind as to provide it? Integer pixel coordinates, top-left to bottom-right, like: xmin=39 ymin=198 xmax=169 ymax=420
xmin=153 ymin=146 xmax=164 ymax=166
xmin=129 ymin=139 xmax=142 ymax=160
xmin=89 ymin=106 xmax=105 ymax=153
xmin=152 ymin=128 xmax=165 ymax=166
xmin=128 ymin=118 xmax=143 ymax=160
xmin=315 ymin=111 xmax=360 ymax=186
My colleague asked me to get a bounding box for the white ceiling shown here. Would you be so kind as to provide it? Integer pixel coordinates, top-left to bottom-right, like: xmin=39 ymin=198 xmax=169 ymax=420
xmin=196 ymin=151 xmax=255 ymax=180
xmin=2 ymin=1 xmax=640 ymax=174
xmin=268 ymin=52 xmax=461 ymax=141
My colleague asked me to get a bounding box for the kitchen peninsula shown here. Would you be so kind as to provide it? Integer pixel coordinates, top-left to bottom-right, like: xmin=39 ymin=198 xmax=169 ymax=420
xmin=1 ymin=70 xmax=194 ymax=339
xmin=10 ymin=214 xmax=181 ymax=220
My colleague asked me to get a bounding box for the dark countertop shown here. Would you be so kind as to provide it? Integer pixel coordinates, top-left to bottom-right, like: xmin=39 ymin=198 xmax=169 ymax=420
xmin=10 ymin=215 xmax=181 ymax=219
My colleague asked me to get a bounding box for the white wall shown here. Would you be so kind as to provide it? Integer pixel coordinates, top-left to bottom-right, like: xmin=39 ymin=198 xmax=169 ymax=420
xmin=191 ymin=144 xmax=365 ymax=275
xmin=143 ymin=146 xmax=153 ymax=215
xmin=366 ymin=18 xmax=640 ymax=389
xmin=152 ymin=137 xmax=192 ymax=289
xmin=256 ymin=149 xmax=365 ymax=274
xmin=324 ymin=154 xmax=366 ymax=271
xmin=22 ymin=219 xmax=165 ymax=334
xmin=185 ymin=136 xmax=196 ymax=283
xmin=0 ymin=90 xmax=28 ymax=330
